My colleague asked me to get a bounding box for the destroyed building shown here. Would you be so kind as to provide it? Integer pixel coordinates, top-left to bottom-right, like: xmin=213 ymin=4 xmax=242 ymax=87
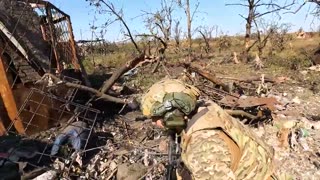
xmin=0 ymin=0 xmax=103 ymax=178
xmin=0 ymin=0 xmax=319 ymax=179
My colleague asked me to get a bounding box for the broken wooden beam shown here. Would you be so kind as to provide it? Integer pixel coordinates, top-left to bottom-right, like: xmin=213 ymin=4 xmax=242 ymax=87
xmin=183 ymin=62 xmax=230 ymax=92
xmin=36 ymin=73 xmax=127 ymax=104
xmin=0 ymin=52 xmax=25 ymax=135
xmin=100 ymin=53 xmax=145 ymax=94
xmin=225 ymin=109 xmax=259 ymax=120
xmin=0 ymin=117 xmax=7 ymax=136
xmin=217 ymin=76 xmax=276 ymax=83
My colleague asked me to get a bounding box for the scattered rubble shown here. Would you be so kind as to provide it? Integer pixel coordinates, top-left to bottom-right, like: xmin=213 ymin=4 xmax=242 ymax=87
xmin=0 ymin=1 xmax=319 ymax=179
xmin=1 ymin=60 xmax=320 ymax=179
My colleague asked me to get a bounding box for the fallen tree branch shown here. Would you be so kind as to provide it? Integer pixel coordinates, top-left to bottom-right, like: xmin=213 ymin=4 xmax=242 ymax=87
xmin=217 ymin=76 xmax=276 ymax=83
xmin=102 ymin=167 xmax=117 ymax=179
xmin=21 ymin=167 xmax=48 ymax=180
xmin=225 ymin=109 xmax=258 ymax=120
xmin=183 ymin=63 xmax=230 ymax=92
xmin=36 ymin=73 xmax=126 ymax=104
xmin=100 ymin=53 xmax=145 ymax=94
xmin=138 ymin=160 xmax=166 ymax=180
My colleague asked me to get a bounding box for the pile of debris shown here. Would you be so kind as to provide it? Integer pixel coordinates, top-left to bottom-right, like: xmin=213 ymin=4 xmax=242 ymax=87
xmin=2 ymin=57 xmax=320 ymax=179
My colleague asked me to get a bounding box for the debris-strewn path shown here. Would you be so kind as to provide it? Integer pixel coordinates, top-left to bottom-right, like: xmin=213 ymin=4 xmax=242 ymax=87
xmin=81 ymin=63 xmax=320 ymax=179
xmin=82 ymin=86 xmax=320 ymax=179
xmin=83 ymin=61 xmax=320 ymax=179
xmin=2 ymin=59 xmax=320 ymax=179
xmin=260 ymin=86 xmax=320 ymax=179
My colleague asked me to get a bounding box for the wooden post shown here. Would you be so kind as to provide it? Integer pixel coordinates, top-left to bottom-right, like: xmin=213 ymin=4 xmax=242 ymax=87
xmin=0 ymin=52 xmax=25 ymax=135
xmin=46 ymin=5 xmax=62 ymax=72
xmin=66 ymin=16 xmax=91 ymax=87
xmin=0 ymin=118 xmax=7 ymax=136
xmin=66 ymin=16 xmax=80 ymax=70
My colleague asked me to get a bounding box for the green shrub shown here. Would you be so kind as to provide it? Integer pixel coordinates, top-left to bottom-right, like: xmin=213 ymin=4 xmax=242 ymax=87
xmin=82 ymin=58 xmax=95 ymax=74
xmin=266 ymin=49 xmax=312 ymax=71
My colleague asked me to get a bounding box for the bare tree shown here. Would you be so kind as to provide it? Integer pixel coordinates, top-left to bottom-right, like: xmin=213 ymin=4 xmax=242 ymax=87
xmin=198 ymin=26 xmax=214 ymax=54
xmin=217 ymin=35 xmax=231 ymax=53
xmin=268 ymin=23 xmax=292 ymax=53
xmin=173 ymin=20 xmax=182 ymax=49
xmin=308 ymin=0 xmax=320 ymax=16
xmin=226 ymin=0 xmax=295 ymax=62
xmin=138 ymin=0 xmax=175 ymax=73
xmin=140 ymin=0 xmax=174 ymax=53
xmin=308 ymin=0 xmax=320 ymax=5
xmin=88 ymin=0 xmax=141 ymax=53
xmin=253 ymin=19 xmax=274 ymax=57
xmin=286 ymin=0 xmax=319 ymax=15
xmin=177 ymin=0 xmax=200 ymax=55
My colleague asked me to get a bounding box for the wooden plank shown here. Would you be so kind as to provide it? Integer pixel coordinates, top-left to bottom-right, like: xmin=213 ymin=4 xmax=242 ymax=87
xmin=0 ymin=51 xmax=25 ymax=135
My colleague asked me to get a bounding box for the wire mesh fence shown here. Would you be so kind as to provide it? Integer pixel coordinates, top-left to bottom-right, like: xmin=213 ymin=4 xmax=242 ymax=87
xmin=0 ymin=0 xmax=99 ymax=174
xmin=0 ymin=75 xmax=100 ymax=171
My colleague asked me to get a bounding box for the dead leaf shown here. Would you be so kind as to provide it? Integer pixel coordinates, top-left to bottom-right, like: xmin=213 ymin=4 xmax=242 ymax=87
xmin=278 ymin=128 xmax=290 ymax=148
xmin=275 ymin=76 xmax=291 ymax=83
xmin=158 ymin=139 xmax=168 ymax=153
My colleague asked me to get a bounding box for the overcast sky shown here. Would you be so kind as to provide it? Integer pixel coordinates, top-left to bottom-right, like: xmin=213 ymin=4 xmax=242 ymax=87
xmin=48 ymin=0 xmax=320 ymax=41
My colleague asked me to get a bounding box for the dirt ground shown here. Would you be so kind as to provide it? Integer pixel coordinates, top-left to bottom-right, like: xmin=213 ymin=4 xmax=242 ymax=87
xmin=2 ymin=48 xmax=320 ymax=179
xmin=1 ymin=1 xmax=319 ymax=179
xmin=80 ymin=59 xmax=320 ymax=179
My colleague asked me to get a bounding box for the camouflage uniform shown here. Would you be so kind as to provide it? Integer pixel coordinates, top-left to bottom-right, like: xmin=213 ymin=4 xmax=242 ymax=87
xmin=181 ymin=102 xmax=275 ymax=180
xmin=141 ymin=79 xmax=275 ymax=180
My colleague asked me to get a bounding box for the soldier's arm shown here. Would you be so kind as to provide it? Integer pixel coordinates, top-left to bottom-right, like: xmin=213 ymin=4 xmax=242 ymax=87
xmin=182 ymin=129 xmax=236 ymax=180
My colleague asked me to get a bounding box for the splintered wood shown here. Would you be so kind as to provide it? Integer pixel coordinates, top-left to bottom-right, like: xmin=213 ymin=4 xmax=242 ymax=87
xmin=184 ymin=62 xmax=230 ymax=92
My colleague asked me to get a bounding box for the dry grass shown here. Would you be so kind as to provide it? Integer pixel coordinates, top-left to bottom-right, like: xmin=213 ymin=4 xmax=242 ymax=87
xmin=82 ymin=33 xmax=320 ymax=88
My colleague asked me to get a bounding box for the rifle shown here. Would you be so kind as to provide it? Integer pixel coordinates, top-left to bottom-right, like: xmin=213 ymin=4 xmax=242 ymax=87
xmin=166 ymin=130 xmax=180 ymax=180
xmin=163 ymin=109 xmax=185 ymax=179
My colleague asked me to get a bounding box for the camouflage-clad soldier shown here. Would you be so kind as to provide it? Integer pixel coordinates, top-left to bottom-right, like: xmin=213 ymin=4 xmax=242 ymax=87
xmin=141 ymin=79 xmax=275 ymax=179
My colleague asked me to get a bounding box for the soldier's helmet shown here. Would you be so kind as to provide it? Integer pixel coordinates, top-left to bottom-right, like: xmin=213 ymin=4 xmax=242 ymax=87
xmin=141 ymin=79 xmax=200 ymax=129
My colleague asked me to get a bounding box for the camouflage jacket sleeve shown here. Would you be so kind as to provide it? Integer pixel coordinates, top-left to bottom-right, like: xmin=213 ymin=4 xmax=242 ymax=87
xmin=181 ymin=129 xmax=236 ymax=180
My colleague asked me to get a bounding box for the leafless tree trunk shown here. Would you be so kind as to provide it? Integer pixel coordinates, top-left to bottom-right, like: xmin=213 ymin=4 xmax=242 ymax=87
xmin=198 ymin=30 xmax=210 ymax=54
xmin=253 ymin=19 xmax=274 ymax=57
xmin=186 ymin=0 xmax=192 ymax=52
xmin=226 ymin=0 xmax=295 ymax=62
xmin=178 ymin=0 xmax=199 ymax=57
xmin=244 ymin=0 xmax=254 ymax=61
xmin=198 ymin=26 xmax=214 ymax=54
xmin=174 ymin=20 xmax=181 ymax=49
